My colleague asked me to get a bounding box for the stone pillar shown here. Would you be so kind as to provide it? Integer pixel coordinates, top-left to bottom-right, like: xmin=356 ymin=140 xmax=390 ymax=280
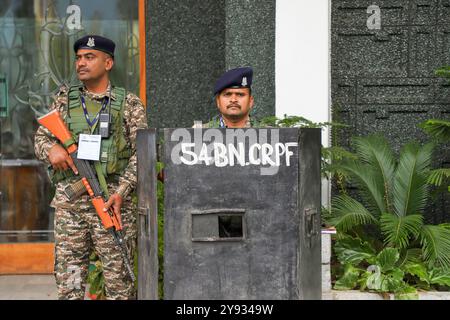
xmin=225 ymin=0 xmax=275 ymax=119
xmin=146 ymin=0 xmax=225 ymax=128
xmin=146 ymin=0 xmax=275 ymax=128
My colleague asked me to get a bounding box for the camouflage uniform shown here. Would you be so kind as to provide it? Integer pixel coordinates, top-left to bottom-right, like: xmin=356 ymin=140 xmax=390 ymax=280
xmin=34 ymin=84 xmax=147 ymax=300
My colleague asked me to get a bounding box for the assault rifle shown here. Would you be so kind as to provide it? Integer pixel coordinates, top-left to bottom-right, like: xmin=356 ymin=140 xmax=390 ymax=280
xmin=38 ymin=110 xmax=136 ymax=282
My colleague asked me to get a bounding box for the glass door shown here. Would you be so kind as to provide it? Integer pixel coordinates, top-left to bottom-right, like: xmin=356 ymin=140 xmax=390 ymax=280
xmin=0 ymin=0 xmax=141 ymax=246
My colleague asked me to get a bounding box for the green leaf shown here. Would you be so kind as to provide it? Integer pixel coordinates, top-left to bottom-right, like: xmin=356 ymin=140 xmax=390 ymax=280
xmin=334 ymin=236 xmax=376 ymax=265
xmin=440 ymin=223 xmax=450 ymax=230
xmin=419 ymin=119 xmax=450 ymax=142
xmin=323 ymin=146 xmax=358 ymax=162
xmin=321 ymin=146 xmax=358 ymax=180
xmin=377 ymin=248 xmax=400 ymax=272
xmin=380 ymin=214 xmax=423 ymax=249
xmin=258 ymin=116 xmax=278 ymax=127
xmin=403 ymin=262 xmax=430 ymax=284
xmin=427 ymin=168 xmax=450 ymax=187
xmin=334 ymin=264 xmax=361 ymax=290
xmin=385 ymin=268 xmax=405 ymax=292
xmin=352 ymin=135 xmax=396 ymax=210
xmin=156 ymin=161 xmax=165 ymax=172
xmin=397 ymin=248 xmax=423 ymax=267
xmin=435 ymin=66 xmax=450 ymax=79
xmin=330 ymin=195 xmax=378 ymax=233
xmin=394 ymin=286 xmax=419 ymax=300
xmin=256 ymin=114 xmax=343 ymax=128
xmin=392 ymin=142 xmax=433 ymax=217
xmin=357 ymin=271 xmax=370 ymax=291
xmin=420 ymin=225 xmax=450 ymax=269
xmin=429 ymin=267 xmax=450 ymax=287
xmin=365 ymin=264 xmax=406 ymax=293
xmin=340 ymin=161 xmax=387 ymax=215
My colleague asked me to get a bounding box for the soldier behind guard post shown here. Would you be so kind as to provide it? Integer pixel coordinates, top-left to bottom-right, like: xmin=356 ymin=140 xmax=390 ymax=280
xmin=195 ymin=67 xmax=256 ymax=128
xmin=34 ymin=35 xmax=148 ymax=300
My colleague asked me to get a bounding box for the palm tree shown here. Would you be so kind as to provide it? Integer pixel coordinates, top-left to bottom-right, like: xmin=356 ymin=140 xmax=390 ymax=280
xmin=420 ymin=119 xmax=450 ymax=191
xmin=329 ymin=135 xmax=450 ymax=269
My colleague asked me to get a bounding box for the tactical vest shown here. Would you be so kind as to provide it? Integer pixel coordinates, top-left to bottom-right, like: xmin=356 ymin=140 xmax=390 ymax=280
xmin=49 ymin=85 xmax=131 ymax=184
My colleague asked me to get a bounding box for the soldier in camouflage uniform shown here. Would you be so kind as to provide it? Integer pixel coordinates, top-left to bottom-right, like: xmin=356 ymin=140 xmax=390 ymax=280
xmin=34 ymin=35 xmax=147 ymax=300
xmin=195 ymin=67 xmax=255 ymax=129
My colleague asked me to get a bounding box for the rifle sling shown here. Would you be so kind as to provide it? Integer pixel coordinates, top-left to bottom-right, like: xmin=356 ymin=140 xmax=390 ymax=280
xmin=94 ymin=160 xmax=110 ymax=199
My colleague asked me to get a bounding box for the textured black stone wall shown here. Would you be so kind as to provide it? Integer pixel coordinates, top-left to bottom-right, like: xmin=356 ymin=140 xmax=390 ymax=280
xmin=225 ymin=0 xmax=276 ymax=119
xmin=146 ymin=0 xmax=275 ymax=128
xmin=146 ymin=0 xmax=226 ymax=128
xmin=331 ymin=0 xmax=450 ymax=223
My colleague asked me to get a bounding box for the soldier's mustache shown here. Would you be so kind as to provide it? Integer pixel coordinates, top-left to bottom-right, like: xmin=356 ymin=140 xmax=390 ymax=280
xmin=77 ymin=68 xmax=89 ymax=73
xmin=227 ymin=104 xmax=241 ymax=109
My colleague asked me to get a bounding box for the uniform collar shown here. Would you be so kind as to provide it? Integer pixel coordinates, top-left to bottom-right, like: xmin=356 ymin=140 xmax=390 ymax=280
xmin=80 ymin=82 xmax=117 ymax=101
xmin=219 ymin=115 xmax=252 ymax=128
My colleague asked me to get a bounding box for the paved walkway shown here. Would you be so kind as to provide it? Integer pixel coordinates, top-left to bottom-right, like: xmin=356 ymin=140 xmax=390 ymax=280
xmin=0 ymin=275 xmax=57 ymax=300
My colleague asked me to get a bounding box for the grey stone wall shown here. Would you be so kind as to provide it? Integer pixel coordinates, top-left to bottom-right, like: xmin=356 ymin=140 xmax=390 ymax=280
xmin=225 ymin=0 xmax=275 ymax=119
xmin=331 ymin=0 xmax=450 ymax=223
xmin=146 ymin=0 xmax=275 ymax=128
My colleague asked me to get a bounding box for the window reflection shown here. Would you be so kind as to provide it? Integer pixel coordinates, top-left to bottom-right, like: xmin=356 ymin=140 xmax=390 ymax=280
xmin=0 ymin=0 xmax=140 ymax=242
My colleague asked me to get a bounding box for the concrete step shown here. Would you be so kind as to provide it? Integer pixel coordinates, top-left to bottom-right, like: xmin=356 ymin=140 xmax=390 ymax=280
xmin=0 ymin=275 xmax=57 ymax=300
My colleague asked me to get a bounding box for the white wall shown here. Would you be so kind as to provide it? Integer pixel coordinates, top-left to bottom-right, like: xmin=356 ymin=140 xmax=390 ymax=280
xmin=275 ymin=0 xmax=330 ymax=147
xmin=276 ymin=0 xmax=331 ymax=206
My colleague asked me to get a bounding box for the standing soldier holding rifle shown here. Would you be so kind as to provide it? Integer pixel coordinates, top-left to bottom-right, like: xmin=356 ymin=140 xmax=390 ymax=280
xmin=34 ymin=35 xmax=147 ymax=300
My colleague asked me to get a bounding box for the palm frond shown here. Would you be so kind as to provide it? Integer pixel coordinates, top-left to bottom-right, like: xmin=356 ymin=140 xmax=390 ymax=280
xmin=322 ymin=146 xmax=358 ymax=165
xmin=397 ymin=248 xmax=423 ymax=267
xmin=419 ymin=225 xmax=450 ymax=269
xmin=435 ymin=66 xmax=450 ymax=79
xmin=352 ymin=135 xmax=396 ymax=210
xmin=393 ymin=142 xmax=434 ymax=216
xmin=340 ymin=160 xmax=386 ymax=215
xmin=427 ymin=168 xmax=450 ymax=187
xmin=322 ymin=147 xmax=358 ymax=179
xmin=330 ymin=195 xmax=378 ymax=232
xmin=419 ymin=119 xmax=450 ymax=142
xmin=380 ymin=214 xmax=423 ymax=249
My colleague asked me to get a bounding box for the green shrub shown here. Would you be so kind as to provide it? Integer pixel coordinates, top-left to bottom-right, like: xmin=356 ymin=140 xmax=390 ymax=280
xmin=329 ymin=135 xmax=450 ymax=297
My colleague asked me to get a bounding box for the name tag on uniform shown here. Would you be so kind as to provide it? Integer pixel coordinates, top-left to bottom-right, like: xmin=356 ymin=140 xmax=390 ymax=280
xmin=77 ymin=134 xmax=101 ymax=161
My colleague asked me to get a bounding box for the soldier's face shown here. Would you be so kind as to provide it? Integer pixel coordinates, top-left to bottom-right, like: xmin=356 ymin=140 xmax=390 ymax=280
xmin=216 ymin=88 xmax=254 ymax=120
xmin=75 ymin=49 xmax=113 ymax=82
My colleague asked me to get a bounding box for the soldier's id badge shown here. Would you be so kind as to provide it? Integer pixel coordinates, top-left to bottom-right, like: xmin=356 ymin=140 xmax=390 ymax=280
xmin=77 ymin=134 xmax=102 ymax=161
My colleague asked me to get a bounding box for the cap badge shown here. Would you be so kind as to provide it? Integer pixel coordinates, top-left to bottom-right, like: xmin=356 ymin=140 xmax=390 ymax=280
xmin=87 ymin=37 xmax=95 ymax=47
xmin=241 ymin=77 xmax=247 ymax=86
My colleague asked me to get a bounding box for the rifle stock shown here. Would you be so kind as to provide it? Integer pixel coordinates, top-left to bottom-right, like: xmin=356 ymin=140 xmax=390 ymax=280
xmin=38 ymin=110 xmax=77 ymax=154
xmin=38 ymin=110 xmax=135 ymax=282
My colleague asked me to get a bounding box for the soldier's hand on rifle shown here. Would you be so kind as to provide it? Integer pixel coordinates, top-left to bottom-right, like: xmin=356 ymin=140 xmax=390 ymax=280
xmin=104 ymin=193 xmax=123 ymax=227
xmin=48 ymin=144 xmax=78 ymax=174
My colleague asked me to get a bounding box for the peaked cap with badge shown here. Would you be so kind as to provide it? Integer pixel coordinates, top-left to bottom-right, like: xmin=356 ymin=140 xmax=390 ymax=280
xmin=214 ymin=67 xmax=253 ymax=96
xmin=73 ymin=35 xmax=116 ymax=58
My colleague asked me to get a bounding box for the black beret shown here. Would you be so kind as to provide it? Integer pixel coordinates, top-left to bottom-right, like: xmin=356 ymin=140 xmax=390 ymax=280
xmin=73 ymin=35 xmax=115 ymax=57
xmin=214 ymin=67 xmax=253 ymax=95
